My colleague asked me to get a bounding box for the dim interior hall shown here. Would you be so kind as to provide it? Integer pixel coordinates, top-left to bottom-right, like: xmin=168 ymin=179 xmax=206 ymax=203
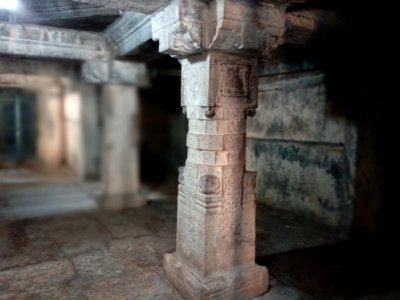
xmin=0 ymin=0 xmax=397 ymax=299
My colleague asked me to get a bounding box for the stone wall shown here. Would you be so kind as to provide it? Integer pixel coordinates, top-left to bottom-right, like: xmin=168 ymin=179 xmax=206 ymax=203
xmin=247 ymin=63 xmax=357 ymax=230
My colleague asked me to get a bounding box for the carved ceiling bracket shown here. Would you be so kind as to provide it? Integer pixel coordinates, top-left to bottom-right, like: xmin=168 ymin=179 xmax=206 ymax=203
xmin=151 ymin=0 xmax=286 ymax=57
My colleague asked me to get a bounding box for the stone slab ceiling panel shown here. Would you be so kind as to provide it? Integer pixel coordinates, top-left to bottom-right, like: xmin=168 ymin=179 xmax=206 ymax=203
xmin=72 ymin=0 xmax=171 ymax=14
xmin=15 ymin=0 xmax=121 ymax=31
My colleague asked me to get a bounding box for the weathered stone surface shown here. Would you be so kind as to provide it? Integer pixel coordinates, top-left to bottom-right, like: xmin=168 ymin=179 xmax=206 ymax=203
xmin=74 ymin=0 xmax=171 ymax=14
xmin=109 ymin=236 xmax=161 ymax=268
xmin=82 ymin=271 xmax=183 ymax=300
xmin=96 ymin=209 xmax=152 ymax=239
xmin=247 ymin=71 xmax=346 ymax=144
xmin=0 ymin=214 xmax=108 ymax=272
xmin=82 ymin=60 xmax=148 ymax=85
xmin=0 ymin=259 xmax=75 ymax=294
xmin=247 ymin=139 xmax=351 ymax=228
xmin=23 ymin=285 xmax=85 ymax=300
xmin=41 ymin=214 xmax=108 ymax=256
xmin=72 ymin=250 xmax=124 ymax=281
xmin=152 ymin=1 xmax=283 ymax=296
xmin=0 ymin=22 xmax=106 ymax=60
xmin=103 ymin=12 xmax=151 ymax=57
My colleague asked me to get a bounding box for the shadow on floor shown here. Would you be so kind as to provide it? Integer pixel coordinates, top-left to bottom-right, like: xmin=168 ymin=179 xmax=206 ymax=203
xmin=256 ymin=240 xmax=400 ymax=299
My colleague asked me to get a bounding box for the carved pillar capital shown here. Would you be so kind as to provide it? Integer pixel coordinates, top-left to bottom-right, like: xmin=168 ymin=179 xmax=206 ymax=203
xmin=181 ymin=51 xmax=258 ymax=116
xmin=81 ymin=60 xmax=149 ymax=86
xmin=152 ymin=0 xmax=285 ymax=57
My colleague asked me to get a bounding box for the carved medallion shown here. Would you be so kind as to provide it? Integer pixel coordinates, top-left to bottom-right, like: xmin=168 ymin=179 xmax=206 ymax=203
xmin=224 ymin=171 xmax=242 ymax=190
xmin=199 ymin=174 xmax=220 ymax=195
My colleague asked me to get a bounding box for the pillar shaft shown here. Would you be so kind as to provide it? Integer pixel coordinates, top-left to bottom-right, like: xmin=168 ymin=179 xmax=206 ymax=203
xmin=151 ymin=0 xmax=286 ymax=296
xmin=36 ymin=90 xmax=64 ymax=167
xmin=164 ymin=52 xmax=267 ymax=299
xmin=101 ymin=84 xmax=143 ymax=209
xmin=82 ymin=59 xmax=149 ymax=209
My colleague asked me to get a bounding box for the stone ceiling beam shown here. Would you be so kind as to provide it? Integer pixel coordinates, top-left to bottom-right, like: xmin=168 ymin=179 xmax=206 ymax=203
xmin=0 ymin=58 xmax=76 ymax=76
xmin=82 ymin=60 xmax=149 ymax=86
xmin=0 ymin=21 xmax=107 ymax=60
xmin=73 ymin=0 xmax=171 ymax=14
xmin=103 ymin=12 xmax=151 ymax=57
xmin=0 ymin=73 xmax=61 ymax=92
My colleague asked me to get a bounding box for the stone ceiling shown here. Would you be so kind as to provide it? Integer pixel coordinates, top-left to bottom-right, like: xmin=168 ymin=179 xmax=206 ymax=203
xmin=1 ymin=0 xmax=121 ymax=31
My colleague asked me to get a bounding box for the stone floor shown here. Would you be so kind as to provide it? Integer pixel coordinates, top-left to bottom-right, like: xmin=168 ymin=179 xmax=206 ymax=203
xmin=1 ymin=202 xmax=399 ymax=300
xmin=2 ymin=166 xmax=398 ymax=299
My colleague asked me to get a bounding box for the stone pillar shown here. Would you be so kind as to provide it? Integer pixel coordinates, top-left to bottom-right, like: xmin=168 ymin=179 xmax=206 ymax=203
xmin=63 ymin=82 xmax=101 ymax=180
xmin=36 ymin=88 xmax=64 ymax=168
xmin=152 ymin=0 xmax=285 ymax=298
xmin=101 ymin=84 xmax=142 ymax=209
xmin=82 ymin=60 xmax=148 ymax=209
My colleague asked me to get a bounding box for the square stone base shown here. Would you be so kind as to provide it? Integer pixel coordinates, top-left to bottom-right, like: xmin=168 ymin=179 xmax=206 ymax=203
xmin=100 ymin=194 xmax=146 ymax=210
xmin=164 ymin=252 xmax=268 ymax=300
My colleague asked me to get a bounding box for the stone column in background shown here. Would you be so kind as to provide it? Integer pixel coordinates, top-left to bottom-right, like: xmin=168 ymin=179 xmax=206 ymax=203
xmin=152 ymin=0 xmax=285 ymax=298
xmin=36 ymin=87 xmax=64 ymax=168
xmin=63 ymin=82 xmax=101 ymax=180
xmin=82 ymin=60 xmax=149 ymax=209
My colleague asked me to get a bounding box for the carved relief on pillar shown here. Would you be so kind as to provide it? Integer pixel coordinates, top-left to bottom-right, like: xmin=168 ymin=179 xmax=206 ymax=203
xmin=219 ymin=63 xmax=250 ymax=100
xmin=181 ymin=52 xmax=258 ymax=114
xmin=198 ymin=174 xmax=221 ymax=195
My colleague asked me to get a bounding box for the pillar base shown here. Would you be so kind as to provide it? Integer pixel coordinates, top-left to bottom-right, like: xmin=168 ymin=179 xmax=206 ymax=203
xmin=100 ymin=193 xmax=146 ymax=210
xmin=164 ymin=252 xmax=268 ymax=300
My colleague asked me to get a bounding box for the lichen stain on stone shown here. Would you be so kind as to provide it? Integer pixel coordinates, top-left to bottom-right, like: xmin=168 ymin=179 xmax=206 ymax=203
xmin=249 ymin=140 xmax=346 ymax=227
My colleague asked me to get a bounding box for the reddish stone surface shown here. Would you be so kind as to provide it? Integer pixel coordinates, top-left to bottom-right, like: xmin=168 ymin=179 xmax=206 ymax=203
xmin=0 ymin=202 xmax=346 ymax=299
xmin=82 ymin=271 xmax=183 ymax=300
xmin=0 ymin=259 xmax=75 ymax=294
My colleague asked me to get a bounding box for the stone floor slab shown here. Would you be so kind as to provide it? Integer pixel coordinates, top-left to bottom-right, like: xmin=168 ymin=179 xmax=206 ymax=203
xmin=82 ymin=271 xmax=183 ymax=300
xmin=0 ymin=259 xmax=75 ymax=295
